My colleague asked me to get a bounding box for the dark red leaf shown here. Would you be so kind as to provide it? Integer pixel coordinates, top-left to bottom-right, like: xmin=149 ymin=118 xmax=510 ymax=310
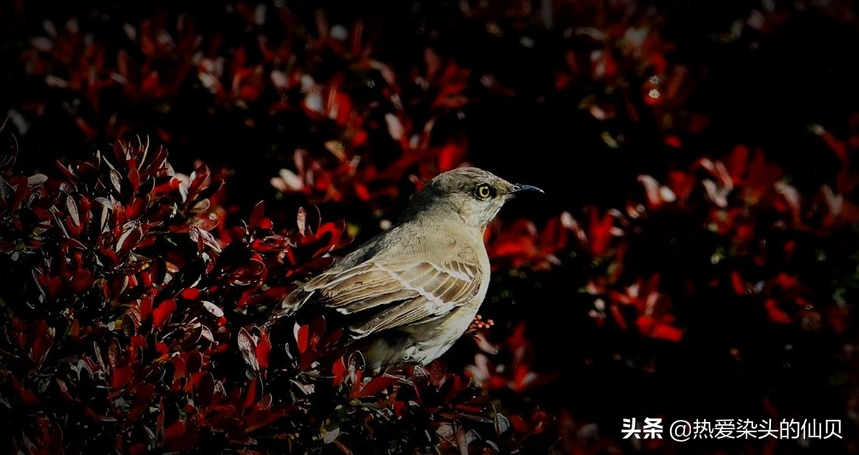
xmin=244 ymin=409 xmax=285 ymax=433
xmin=155 ymin=342 xmax=169 ymax=356
xmin=187 ymin=164 xmax=210 ymax=199
xmin=163 ymin=421 xmax=199 ymax=451
xmin=240 ymin=286 xmax=289 ymax=308
xmin=112 ymin=365 xmax=132 ymax=389
xmin=68 ymin=269 xmax=94 ymax=293
xmin=128 ymin=384 xmax=154 ymax=422
xmin=128 ymin=165 xmax=140 ymax=192
xmin=610 ymin=303 xmax=628 ymax=330
xmin=153 ymin=299 xmax=177 ymax=330
xmin=116 ymin=225 xmax=144 ymax=258
xmin=243 ymin=378 xmax=258 ymax=410
xmin=256 ymin=330 xmax=271 ymax=370
xmin=296 ymin=323 xmax=310 ymax=354
xmin=189 ymin=225 xmax=221 ymax=253
xmin=249 ymin=201 xmax=266 ymax=230
xmin=171 ymin=356 xmax=187 ymax=381
xmin=56 ymin=378 xmax=74 ymax=402
xmin=353 ymin=375 xmax=401 ymax=398
xmin=196 ymin=372 xmax=215 ymax=408
xmin=10 ymin=375 xmax=40 ymax=406
xmin=54 ymin=160 xmax=79 ymax=184
xmin=332 ymin=356 xmax=347 ymax=386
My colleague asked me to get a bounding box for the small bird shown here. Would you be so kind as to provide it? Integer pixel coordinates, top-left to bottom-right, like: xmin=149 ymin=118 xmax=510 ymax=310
xmin=274 ymin=167 xmax=542 ymax=373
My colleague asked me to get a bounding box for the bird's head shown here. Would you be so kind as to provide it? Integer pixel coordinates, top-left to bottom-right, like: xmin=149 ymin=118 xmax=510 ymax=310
xmin=401 ymin=167 xmax=543 ymax=231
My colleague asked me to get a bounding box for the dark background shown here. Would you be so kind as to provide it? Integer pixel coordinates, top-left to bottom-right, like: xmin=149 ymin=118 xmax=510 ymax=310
xmin=3 ymin=0 xmax=859 ymax=453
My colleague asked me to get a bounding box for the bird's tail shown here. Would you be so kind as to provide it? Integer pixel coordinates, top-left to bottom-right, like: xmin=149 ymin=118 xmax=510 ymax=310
xmin=262 ymin=289 xmax=310 ymax=330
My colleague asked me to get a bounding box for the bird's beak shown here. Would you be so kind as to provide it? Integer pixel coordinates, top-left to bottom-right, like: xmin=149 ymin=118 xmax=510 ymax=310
xmin=509 ymin=184 xmax=544 ymax=195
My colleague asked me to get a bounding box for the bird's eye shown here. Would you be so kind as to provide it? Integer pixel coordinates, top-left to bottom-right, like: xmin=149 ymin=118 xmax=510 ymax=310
xmin=473 ymin=183 xmax=495 ymax=200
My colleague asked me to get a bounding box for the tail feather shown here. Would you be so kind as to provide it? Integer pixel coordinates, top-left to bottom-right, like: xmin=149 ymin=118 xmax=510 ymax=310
xmin=263 ymin=288 xmax=313 ymax=330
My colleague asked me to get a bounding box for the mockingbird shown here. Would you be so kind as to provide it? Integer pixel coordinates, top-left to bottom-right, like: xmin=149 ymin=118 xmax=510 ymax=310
xmin=273 ymin=167 xmax=542 ymax=373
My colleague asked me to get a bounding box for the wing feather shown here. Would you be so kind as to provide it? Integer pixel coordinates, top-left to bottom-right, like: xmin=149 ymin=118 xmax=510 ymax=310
xmin=296 ymin=258 xmax=482 ymax=338
xmin=278 ymin=227 xmax=486 ymax=339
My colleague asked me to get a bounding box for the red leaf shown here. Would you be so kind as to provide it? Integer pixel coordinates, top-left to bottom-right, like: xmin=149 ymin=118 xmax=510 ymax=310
xmin=69 ymin=269 xmax=94 ymax=293
xmin=332 ymin=356 xmax=347 ymax=386
xmin=153 ymin=299 xmax=177 ymax=330
xmin=171 ymin=356 xmax=187 ymax=381
xmin=438 ymin=143 xmax=466 ymax=172
xmin=26 ymin=319 xmax=54 ymax=370
xmin=155 ymin=342 xmax=169 ymax=356
xmin=506 ymin=322 xmax=529 ymax=353
xmin=241 ymin=286 xmax=289 ymax=308
xmin=730 ymin=271 xmax=746 ymax=295
xmin=129 ymin=384 xmax=154 ymax=422
xmin=189 ymin=225 xmax=221 ymax=253
xmin=10 ymin=375 xmax=40 ymax=405
xmin=56 ymin=378 xmax=74 ymax=402
xmin=509 ymin=415 xmax=529 ymax=434
xmin=163 ymin=420 xmax=199 ymax=451
xmin=187 ymin=164 xmax=210 ymax=199
xmin=256 ymin=331 xmax=271 ymax=370
xmin=130 ymin=335 xmax=148 ymax=350
xmin=296 ymin=324 xmax=310 ymax=354
xmin=651 ymin=324 xmax=684 ymax=342
xmin=354 ymin=182 xmax=371 ymax=201
xmin=765 ymin=299 xmax=791 ymax=324
xmin=249 ymin=201 xmax=267 ymax=230
xmin=243 ymin=378 xmax=258 ymax=410
xmin=610 ymin=303 xmax=628 ymax=330
xmin=128 ymin=165 xmax=140 ymax=192
xmin=539 ymin=216 xmax=569 ymax=254
xmin=196 ymin=372 xmax=215 ymax=408
xmin=244 ymin=408 xmax=285 ymax=433
xmin=181 ymin=287 xmax=200 ymax=301
xmin=353 ymin=375 xmax=401 ymax=398
xmin=307 ymin=315 xmax=327 ymax=349
xmin=116 ymin=225 xmax=144 ymax=257
xmin=310 ymin=221 xmax=346 ymax=256
xmin=112 ymin=365 xmax=133 ymax=389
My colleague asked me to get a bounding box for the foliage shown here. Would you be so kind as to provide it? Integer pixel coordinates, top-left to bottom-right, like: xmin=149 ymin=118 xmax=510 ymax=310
xmin=0 ymin=138 xmax=555 ymax=454
xmin=3 ymin=0 xmax=859 ymax=454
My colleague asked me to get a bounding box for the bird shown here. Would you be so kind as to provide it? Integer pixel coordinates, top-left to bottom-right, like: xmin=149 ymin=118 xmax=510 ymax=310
xmin=272 ymin=167 xmax=542 ymax=373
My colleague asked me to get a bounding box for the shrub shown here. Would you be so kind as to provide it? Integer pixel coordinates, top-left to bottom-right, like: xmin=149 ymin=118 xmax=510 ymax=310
xmin=0 ymin=136 xmax=555 ymax=454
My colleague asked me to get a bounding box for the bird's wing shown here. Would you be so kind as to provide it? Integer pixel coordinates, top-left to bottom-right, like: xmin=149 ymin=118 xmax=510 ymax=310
xmin=301 ymin=257 xmax=483 ymax=338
